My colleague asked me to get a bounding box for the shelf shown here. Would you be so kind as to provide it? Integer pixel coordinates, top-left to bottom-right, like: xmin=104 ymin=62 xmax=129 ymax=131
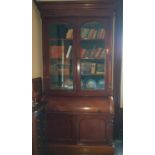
xmin=81 ymin=88 xmax=105 ymax=90
xmin=80 ymin=59 xmax=105 ymax=63
xmin=48 ymin=39 xmax=73 ymax=46
xmin=81 ymin=58 xmax=104 ymax=60
xmin=80 ymin=40 xmax=105 ymax=44
xmin=54 ymin=63 xmax=72 ymax=66
xmin=50 ymin=58 xmax=72 ymax=61
xmin=50 ymin=86 xmax=73 ymax=90
xmin=49 ymin=38 xmax=73 ymax=41
xmin=81 ymin=73 xmax=105 ymax=76
xmin=51 ymin=74 xmax=73 ymax=77
xmin=81 ymin=38 xmax=105 ymax=41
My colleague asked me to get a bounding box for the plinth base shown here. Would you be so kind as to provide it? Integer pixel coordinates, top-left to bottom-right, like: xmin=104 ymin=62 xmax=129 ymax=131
xmin=48 ymin=144 xmax=115 ymax=155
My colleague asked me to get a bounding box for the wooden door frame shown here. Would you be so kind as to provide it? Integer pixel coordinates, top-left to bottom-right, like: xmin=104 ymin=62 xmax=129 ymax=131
xmin=113 ymin=0 xmax=123 ymax=139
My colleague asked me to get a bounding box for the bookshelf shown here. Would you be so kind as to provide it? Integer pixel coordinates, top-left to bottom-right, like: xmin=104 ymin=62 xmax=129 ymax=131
xmin=46 ymin=19 xmax=112 ymax=92
xmin=35 ymin=1 xmax=116 ymax=155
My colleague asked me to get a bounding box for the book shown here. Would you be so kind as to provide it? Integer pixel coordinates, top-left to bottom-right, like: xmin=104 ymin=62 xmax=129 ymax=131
xmin=58 ymin=67 xmax=70 ymax=76
xmin=89 ymin=49 xmax=95 ymax=58
xmin=84 ymin=50 xmax=90 ymax=58
xmin=81 ymin=28 xmax=86 ymax=38
xmin=101 ymin=29 xmax=106 ymax=39
xmin=96 ymin=72 xmax=104 ymax=75
xmin=66 ymin=45 xmax=72 ymax=58
xmin=49 ymin=45 xmax=65 ymax=59
xmin=49 ymin=46 xmax=59 ymax=58
xmin=89 ymin=29 xmax=96 ymax=39
xmin=100 ymin=49 xmax=106 ymax=58
xmin=80 ymin=62 xmax=92 ymax=74
xmin=66 ymin=29 xmax=73 ymax=39
xmin=99 ymin=28 xmax=106 ymax=39
xmin=81 ymin=28 xmax=89 ymax=39
xmin=91 ymin=63 xmax=96 ymax=74
xmin=94 ymin=48 xmax=102 ymax=58
xmin=81 ymin=48 xmax=86 ymax=58
xmin=93 ymin=29 xmax=98 ymax=39
xmin=96 ymin=64 xmax=104 ymax=73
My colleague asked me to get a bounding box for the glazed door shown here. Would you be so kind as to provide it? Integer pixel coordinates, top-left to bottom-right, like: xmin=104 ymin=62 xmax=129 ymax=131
xmin=43 ymin=18 xmax=77 ymax=94
xmin=48 ymin=22 xmax=74 ymax=90
xmin=77 ymin=18 xmax=113 ymax=96
xmin=43 ymin=17 xmax=113 ymax=96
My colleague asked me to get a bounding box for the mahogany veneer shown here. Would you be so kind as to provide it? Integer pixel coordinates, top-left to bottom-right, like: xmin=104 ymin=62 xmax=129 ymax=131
xmin=48 ymin=144 xmax=115 ymax=155
xmin=34 ymin=0 xmax=116 ymax=155
xmin=46 ymin=97 xmax=114 ymax=113
xmin=45 ymin=97 xmax=114 ymax=154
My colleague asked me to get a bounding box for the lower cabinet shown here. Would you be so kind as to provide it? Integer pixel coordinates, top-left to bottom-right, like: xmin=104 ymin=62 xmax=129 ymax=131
xmin=45 ymin=97 xmax=114 ymax=155
xmin=46 ymin=113 xmax=113 ymax=145
xmin=46 ymin=113 xmax=114 ymax=155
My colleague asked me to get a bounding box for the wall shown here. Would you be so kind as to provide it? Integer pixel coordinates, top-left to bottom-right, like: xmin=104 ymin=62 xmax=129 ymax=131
xmin=32 ymin=1 xmax=43 ymax=78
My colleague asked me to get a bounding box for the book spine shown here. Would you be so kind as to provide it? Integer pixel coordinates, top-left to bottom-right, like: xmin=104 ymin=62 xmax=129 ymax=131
xmin=61 ymin=42 xmax=64 ymax=86
xmin=80 ymin=49 xmax=86 ymax=58
xmin=49 ymin=46 xmax=53 ymax=58
xmin=100 ymin=49 xmax=106 ymax=58
xmin=89 ymin=29 xmax=95 ymax=39
xmin=94 ymin=48 xmax=101 ymax=58
xmin=91 ymin=63 xmax=96 ymax=74
xmin=89 ymin=49 xmax=94 ymax=58
xmin=93 ymin=30 xmax=97 ymax=39
xmin=83 ymin=49 xmax=87 ymax=58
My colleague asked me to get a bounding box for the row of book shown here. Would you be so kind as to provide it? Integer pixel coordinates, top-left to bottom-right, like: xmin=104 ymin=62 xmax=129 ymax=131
xmin=81 ymin=28 xmax=106 ymax=39
xmin=49 ymin=45 xmax=105 ymax=59
xmin=80 ymin=62 xmax=104 ymax=75
xmin=49 ymin=45 xmax=64 ymax=58
xmin=49 ymin=45 xmax=72 ymax=59
xmin=50 ymin=63 xmax=72 ymax=77
xmin=80 ymin=48 xmax=105 ymax=59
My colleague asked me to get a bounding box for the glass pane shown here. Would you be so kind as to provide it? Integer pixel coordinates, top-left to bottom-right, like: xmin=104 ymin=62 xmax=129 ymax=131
xmin=80 ymin=22 xmax=106 ymax=90
xmin=48 ymin=23 xmax=74 ymax=90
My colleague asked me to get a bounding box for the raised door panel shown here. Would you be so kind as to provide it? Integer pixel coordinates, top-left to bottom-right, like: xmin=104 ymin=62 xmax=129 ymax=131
xmin=78 ymin=116 xmax=107 ymax=144
xmin=46 ymin=114 xmax=74 ymax=143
